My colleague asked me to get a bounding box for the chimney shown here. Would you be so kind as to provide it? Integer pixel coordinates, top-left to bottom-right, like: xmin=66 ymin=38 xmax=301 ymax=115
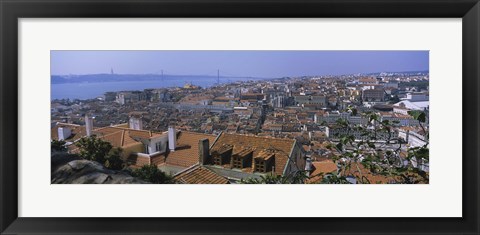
xmin=85 ymin=115 xmax=93 ymax=137
xmin=198 ymin=138 xmax=210 ymax=165
xmin=129 ymin=116 xmax=143 ymax=130
xmin=168 ymin=126 xmax=176 ymax=152
xmin=305 ymin=155 xmax=313 ymax=176
xmin=57 ymin=127 xmax=71 ymax=141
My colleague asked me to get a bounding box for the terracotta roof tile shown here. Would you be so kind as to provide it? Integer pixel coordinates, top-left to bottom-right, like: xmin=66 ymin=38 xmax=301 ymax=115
xmin=174 ymin=165 xmax=229 ymax=184
xmin=255 ymin=150 xmax=275 ymax=161
xmin=342 ymin=163 xmax=392 ymax=184
xmin=211 ymin=133 xmax=296 ymax=175
xmin=307 ymin=160 xmax=338 ymax=183
xmin=165 ymin=131 xmax=217 ymax=168
xmin=233 ymin=147 xmax=255 ymax=158
xmin=308 ymin=160 xmax=398 ymax=184
xmin=213 ymin=144 xmax=233 ymax=155
xmin=99 ymin=130 xmax=124 ymax=148
xmin=93 ymin=126 xmax=163 ymax=148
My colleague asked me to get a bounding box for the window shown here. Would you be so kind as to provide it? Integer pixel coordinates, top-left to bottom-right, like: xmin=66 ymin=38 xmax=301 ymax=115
xmin=232 ymin=157 xmax=242 ymax=169
xmin=213 ymin=154 xmax=221 ymax=165
xmin=155 ymin=142 xmax=162 ymax=152
xmin=255 ymin=160 xmax=265 ymax=172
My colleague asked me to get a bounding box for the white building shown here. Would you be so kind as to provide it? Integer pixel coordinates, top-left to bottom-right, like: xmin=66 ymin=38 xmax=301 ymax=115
xmin=393 ymin=100 xmax=429 ymax=112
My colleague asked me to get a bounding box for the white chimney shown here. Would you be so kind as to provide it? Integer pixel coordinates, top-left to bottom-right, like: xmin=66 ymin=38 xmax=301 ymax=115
xmin=85 ymin=115 xmax=93 ymax=137
xmin=168 ymin=126 xmax=176 ymax=152
xmin=129 ymin=116 xmax=143 ymax=130
xmin=57 ymin=127 xmax=71 ymax=141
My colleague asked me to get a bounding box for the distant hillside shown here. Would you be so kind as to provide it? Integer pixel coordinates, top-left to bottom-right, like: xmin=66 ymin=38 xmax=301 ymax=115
xmin=51 ymin=74 xmax=221 ymax=84
xmin=366 ymin=70 xmax=429 ymax=76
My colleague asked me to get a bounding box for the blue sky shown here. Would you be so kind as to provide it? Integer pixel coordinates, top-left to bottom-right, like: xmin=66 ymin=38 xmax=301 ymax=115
xmin=51 ymin=50 xmax=429 ymax=78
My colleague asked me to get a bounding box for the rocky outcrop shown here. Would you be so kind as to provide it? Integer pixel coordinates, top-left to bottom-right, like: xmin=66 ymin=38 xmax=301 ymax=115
xmin=51 ymin=153 xmax=147 ymax=184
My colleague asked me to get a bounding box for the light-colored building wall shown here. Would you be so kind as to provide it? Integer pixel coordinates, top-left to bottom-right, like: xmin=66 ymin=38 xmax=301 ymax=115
xmin=146 ymin=135 xmax=168 ymax=154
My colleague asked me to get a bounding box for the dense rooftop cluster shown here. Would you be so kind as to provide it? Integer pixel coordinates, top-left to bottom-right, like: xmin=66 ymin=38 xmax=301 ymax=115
xmin=51 ymin=72 xmax=429 ymax=184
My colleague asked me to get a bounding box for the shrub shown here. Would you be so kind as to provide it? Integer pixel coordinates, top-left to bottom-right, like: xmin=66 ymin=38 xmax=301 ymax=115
xmin=75 ymin=136 xmax=125 ymax=170
xmin=132 ymin=165 xmax=174 ymax=184
xmin=51 ymin=139 xmax=67 ymax=152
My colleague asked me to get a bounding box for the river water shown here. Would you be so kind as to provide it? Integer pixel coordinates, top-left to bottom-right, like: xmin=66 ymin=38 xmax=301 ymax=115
xmin=51 ymin=77 xmax=265 ymax=100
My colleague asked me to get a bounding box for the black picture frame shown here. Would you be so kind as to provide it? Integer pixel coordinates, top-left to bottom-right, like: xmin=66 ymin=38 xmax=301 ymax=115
xmin=1 ymin=0 xmax=479 ymax=234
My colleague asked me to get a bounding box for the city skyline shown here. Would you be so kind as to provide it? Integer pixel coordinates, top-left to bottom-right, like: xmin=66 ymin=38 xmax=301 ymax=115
xmin=51 ymin=50 xmax=429 ymax=77
xmin=51 ymin=50 xmax=429 ymax=185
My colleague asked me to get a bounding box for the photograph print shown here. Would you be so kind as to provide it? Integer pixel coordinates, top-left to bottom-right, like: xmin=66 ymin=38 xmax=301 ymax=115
xmin=50 ymin=50 xmax=429 ymax=184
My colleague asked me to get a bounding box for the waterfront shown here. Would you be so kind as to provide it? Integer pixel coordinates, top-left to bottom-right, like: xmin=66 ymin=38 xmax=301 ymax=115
xmin=51 ymin=76 xmax=266 ymax=100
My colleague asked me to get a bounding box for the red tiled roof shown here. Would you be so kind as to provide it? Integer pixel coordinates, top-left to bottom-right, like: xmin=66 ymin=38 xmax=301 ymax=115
xmin=210 ymin=133 xmax=297 ymax=175
xmin=255 ymin=150 xmax=275 ymax=161
xmin=307 ymin=160 xmax=338 ymax=183
xmin=93 ymin=126 xmax=163 ymax=148
xmin=174 ymin=165 xmax=229 ymax=184
xmin=307 ymin=159 xmax=395 ymax=184
xmin=341 ymin=161 xmax=392 ymax=184
xmin=164 ymin=131 xmax=217 ymax=168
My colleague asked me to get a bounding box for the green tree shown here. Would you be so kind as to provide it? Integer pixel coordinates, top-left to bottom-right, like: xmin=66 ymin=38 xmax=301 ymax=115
xmin=389 ymin=95 xmax=400 ymax=104
xmin=240 ymin=171 xmax=309 ymax=184
xmin=320 ymin=173 xmax=351 ymax=184
xmin=51 ymin=139 xmax=67 ymax=152
xmin=104 ymin=147 xmax=124 ymax=170
xmin=75 ymin=135 xmax=112 ymax=163
xmin=347 ymin=106 xmax=358 ymax=116
xmin=132 ymin=165 xmax=175 ymax=184
xmin=75 ymin=136 xmax=126 ymax=170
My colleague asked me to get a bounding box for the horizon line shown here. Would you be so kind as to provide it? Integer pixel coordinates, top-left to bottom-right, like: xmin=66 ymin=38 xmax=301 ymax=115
xmin=51 ymin=69 xmax=430 ymax=78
